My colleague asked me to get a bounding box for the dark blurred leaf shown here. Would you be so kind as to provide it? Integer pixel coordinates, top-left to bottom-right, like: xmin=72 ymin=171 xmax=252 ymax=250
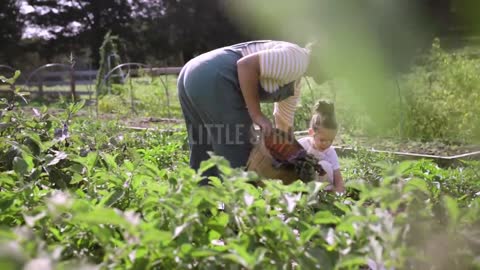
xmin=12 ymin=156 xmax=28 ymax=176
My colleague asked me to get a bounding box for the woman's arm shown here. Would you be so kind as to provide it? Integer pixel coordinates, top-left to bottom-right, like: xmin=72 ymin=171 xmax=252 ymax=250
xmin=237 ymin=54 xmax=273 ymax=135
xmin=333 ymin=169 xmax=345 ymax=193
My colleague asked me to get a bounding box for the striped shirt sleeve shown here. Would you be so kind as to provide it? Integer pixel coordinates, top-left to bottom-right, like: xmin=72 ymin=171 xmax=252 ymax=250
xmin=274 ymin=79 xmax=301 ymax=128
xmin=256 ymin=44 xmax=308 ymax=128
xmin=257 ymin=45 xmax=308 ymax=86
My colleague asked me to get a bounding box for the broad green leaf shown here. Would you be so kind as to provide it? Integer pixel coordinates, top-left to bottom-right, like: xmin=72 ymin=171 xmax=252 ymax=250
xmin=208 ymin=230 xmax=221 ymax=241
xmin=404 ymin=178 xmax=429 ymax=194
xmin=7 ymin=142 xmax=31 ymax=157
xmin=334 ymin=202 xmax=351 ymax=214
xmin=198 ymin=158 xmax=218 ymax=175
xmin=180 ymin=243 xmax=193 ymax=255
xmin=100 ymin=189 xmax=125 ymax=207
xmin=49 ymin=227 xmax=63 ymax=241
xmin=12 ymin=71 xmax=21 ymax=82
xmin=72 ymin=208 xmax=130 ymax=229
xmin=208 ymin=176 xmax=223 ymax=188
xmin=141 ymin=229 xmax=172 ymax=245
xmin=336 ymin=216 xmax=369 ymax=235
xmin=224 ymin=236 xmax=254 ymax=268
xmin=2 ymin=70 xmax=21 ymax=85
xmin=13 ymin=157 xmax=28 ymax=176
xmin=23 ymin=154 xmax=34 ymax=172
xmin=284 ymin=180 xmax=309 ymax=193
xmin=70 ymin=99 xmax=86 ymax=114
xmin=131 ymin=257 xmax=149 ymax=270
xmin=68 ymin=163 xmax=85 ymax=175
xmin=100 ymin=153 xmax=119 ymax=170
xmin=191 ymin=249 xmax=218 ymax=258
xmin=314 ymin=211 xmax=341 ymax=225
xmin=23 ymin=135 xmax=41 ymax=156
xmin=207 ymin=212 xmax=229 ymax=233
xmin=0 ymin=196 xmax=15 ymax=211
xmin=345 ymin=179 xmax=367 ymax=192
xmin=0 ymin=175 xmax=15 ymax=186
xmin=142 ymin=161 xmax=164 ymax=177
xmin=73 ymin=151 xmax=99 ymax=173
xmin=253 ymin=248 xmax=268 ymax=267
xmin=221 ymin=253 xmax=251 ymax=269
xmin=397 ymin=160 xmax=417 ymax=172
xmin=336 ymin=255 xmax=367 ymax=269
xmin=304 ymin=247 xmax=336 ymax=270
xmin=300 ymin=226 xmax=320 ymax=244
xmin=123 ymin=160 xmax=135 ymax=171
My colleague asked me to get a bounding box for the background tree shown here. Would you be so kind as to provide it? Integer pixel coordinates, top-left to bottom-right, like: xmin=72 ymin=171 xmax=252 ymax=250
xmin=1 ymin=0 xmax=479 ymax=71
xmin=0 ymin=0 xmax=23 ymax=67
xmin=23 ymin=0 xmax=137 ymax=66
xmin=119 ymin=0 xmax=250 ymax=65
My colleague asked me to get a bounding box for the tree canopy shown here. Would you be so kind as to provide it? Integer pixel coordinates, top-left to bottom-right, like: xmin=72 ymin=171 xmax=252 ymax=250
xmin=0 ymin=0 xmax=479 ymax=70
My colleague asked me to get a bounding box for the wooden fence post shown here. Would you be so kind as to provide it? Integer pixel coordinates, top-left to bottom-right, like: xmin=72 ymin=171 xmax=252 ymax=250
xmin=38 ymin=76 xmax=44 ymax=100
xmin=70 ymin=63 xmax=77 ymax=102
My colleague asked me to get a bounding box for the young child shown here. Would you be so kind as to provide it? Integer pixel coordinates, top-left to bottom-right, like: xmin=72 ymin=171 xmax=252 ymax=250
xmin=298 ymin=100 xmax=345 ymax=193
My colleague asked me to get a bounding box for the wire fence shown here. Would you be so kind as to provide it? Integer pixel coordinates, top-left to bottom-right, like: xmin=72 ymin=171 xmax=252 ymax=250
xmin=0 ymin=62 xmax=183 ymax=118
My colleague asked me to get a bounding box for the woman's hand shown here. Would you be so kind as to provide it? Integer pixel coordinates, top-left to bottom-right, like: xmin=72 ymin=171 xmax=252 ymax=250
xmin=252 ymin=113 xmax=273 ymax=136
xmin=237 ymin=54 xmax=270 ymax=135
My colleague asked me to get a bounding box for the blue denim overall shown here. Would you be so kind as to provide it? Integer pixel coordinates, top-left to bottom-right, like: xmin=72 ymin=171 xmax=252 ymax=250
xmin=177 ymin=41 xmax=297 ymax=181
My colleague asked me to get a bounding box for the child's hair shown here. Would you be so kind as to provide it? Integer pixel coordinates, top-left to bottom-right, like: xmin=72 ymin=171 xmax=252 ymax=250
xmin=310 ymin=100 xmax=338 ymax=131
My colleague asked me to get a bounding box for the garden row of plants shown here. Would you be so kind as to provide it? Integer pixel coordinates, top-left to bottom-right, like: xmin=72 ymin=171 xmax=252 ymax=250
xmin=1 ymin=71 xmax=479 ymax=269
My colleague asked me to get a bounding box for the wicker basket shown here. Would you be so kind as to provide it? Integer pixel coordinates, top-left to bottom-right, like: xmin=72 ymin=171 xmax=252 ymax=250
xmin=246 ymin=128 xmax=304 ymax=185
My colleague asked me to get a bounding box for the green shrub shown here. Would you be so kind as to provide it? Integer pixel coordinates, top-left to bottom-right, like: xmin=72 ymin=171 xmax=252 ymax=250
xmin=399 ymin=38 xmax=480 ymax=143
xmin=96 ymin=31 xmax=123 ymax=96
xmin=98 ymin=94 xmax=130 ymax=115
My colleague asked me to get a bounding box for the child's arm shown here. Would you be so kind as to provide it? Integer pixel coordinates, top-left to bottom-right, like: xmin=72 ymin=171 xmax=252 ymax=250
xmin=333 ymin=169 xmax=345 ymax=193
xmin=330 ymin=149 xmax=345 ymax=193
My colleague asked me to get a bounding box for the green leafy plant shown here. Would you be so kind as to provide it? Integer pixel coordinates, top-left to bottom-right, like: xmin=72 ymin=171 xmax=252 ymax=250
xmin=400 ymin=38 xmax=480 ymax=143
xmin=96 ymin=31 xmax=123 ymax=97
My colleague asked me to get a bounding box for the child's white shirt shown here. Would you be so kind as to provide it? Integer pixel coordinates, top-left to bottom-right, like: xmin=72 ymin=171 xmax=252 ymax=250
xmin=298 ymin=136 xmax=340 ymax=186
xmin=297 ymin=136 xmax=340 ymax=171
